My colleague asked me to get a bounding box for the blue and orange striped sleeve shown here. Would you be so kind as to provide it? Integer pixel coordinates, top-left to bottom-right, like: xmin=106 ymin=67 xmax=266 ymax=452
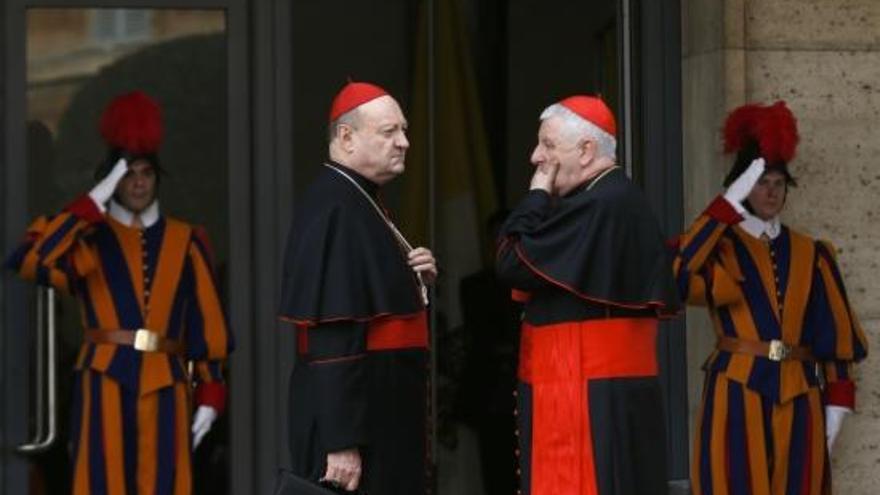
xmin=811 ymin=240 xmax=868 ymax=409
xmin=673 ymin=196 xmax=743 ymax=305
xmin=5 ymin=195 xmax=104 ymax=293
xmin=185 ymin=227 xmax=234 ymax=412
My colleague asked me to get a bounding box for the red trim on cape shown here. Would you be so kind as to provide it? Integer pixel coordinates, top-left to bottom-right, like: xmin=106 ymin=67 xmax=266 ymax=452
xmin=512 ymin=243 xmax=678 ymax=318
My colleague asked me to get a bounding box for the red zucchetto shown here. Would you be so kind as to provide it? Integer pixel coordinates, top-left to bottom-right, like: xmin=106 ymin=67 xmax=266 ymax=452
xmin=328 ymin=81 xmax=389 ymax=122
xmin=558 ymin=95 xmax=617 ymax=136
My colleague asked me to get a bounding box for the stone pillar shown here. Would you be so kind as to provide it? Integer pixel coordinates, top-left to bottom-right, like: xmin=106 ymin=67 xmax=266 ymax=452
xmin=682 ymin=1 xmax=880 ymax=492
xmin=680 ymin=0 xmax=728 ymax=479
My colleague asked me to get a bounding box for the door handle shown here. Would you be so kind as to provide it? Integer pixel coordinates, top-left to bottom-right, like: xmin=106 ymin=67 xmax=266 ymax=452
xmin=17 ymin=287 xmax=58 ymax=454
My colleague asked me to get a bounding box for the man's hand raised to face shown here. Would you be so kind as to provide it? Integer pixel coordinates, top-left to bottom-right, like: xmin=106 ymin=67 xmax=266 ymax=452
xmin=530 ymin=162 xmax=560 ymax=194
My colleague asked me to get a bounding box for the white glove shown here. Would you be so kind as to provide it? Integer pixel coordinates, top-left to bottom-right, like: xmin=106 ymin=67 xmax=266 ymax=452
xmin=825 ymin=405 xmax=851 ymax=453
xmin=723 ymin=158 xmax=765 ymax=214
xmin=191 ymin=405 xmax=218 ymax=450
xmin=88 ymin=158 xmax=129 ymax=211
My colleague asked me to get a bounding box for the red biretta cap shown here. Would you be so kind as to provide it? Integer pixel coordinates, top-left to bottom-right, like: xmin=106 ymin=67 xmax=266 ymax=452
xmin=328 ymin=81 xmax=389 ymax=122
xmin=558 ymin=95 xmax=616 ymax=136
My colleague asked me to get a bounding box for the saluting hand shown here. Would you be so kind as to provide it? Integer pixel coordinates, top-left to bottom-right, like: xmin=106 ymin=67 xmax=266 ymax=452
xmin=408 ymin=247 xmax=438 ymax=285
xmin=530 ymin=161 xmax=560 ymax=194
xmin=323 ymin=448 xmax=362 ymax=492
xmin=88 ymin=158 xmax=129 ymax=208
xmin=724 ymin=157 xmax=765 ymax=208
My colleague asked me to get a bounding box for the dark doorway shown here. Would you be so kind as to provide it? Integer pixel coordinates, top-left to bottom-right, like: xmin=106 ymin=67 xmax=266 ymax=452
xmin=426 ymin=1 xmax=686 ymax=493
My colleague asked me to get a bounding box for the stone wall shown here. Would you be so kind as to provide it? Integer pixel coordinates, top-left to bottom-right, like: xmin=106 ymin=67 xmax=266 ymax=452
xmin=682 ymin=0 xmax=880 ymax=492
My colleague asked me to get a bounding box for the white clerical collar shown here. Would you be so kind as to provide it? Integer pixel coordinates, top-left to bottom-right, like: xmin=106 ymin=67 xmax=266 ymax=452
xmin=108 ymin=199 xmax=160 ymax=229
xmin=739 ymin=211 xmax=781 ymax=240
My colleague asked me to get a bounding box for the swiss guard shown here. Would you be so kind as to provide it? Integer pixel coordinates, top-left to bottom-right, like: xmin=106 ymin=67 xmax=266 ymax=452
xmin=674 ymin=101 xmax=868 ymax=495
xmin=6 ymin=90 xmax=234 ymax=495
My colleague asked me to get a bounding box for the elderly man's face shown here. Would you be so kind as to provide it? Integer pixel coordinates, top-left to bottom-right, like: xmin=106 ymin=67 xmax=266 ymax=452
xmin=530 ymin=117 xmax=591 ymax=195
xmin=349 ymin=95 xmax=409 ymax=184
xmin=746 ymin=169 xmax=787 ymax=220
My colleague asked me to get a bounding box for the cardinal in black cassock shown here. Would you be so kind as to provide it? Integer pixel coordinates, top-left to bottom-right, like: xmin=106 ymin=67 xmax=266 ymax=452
xmin=496 ymin=95 xmax=680 ymax=495
xmin=279 ymin=81 xmax=436 ymax=494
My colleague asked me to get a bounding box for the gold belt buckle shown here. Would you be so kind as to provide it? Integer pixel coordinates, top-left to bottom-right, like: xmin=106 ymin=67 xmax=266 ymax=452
xmin=768 ymin=339 xmax=790 ymax=362
xmin=133 ymin=329 xmax=161 ymax=352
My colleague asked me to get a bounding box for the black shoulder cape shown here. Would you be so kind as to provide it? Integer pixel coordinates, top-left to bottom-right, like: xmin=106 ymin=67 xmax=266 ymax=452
xmin=279 ymin=163 xmax=424 ymax=323
xmin=500 ymin=167 xmax=680 ymax=315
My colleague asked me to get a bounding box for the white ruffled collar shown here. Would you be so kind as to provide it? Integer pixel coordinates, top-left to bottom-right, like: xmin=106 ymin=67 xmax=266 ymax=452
xmin=108 ymin=199 xmax=160 ymax=229
xmin=739 ymin=211 xmax=781 ymax=240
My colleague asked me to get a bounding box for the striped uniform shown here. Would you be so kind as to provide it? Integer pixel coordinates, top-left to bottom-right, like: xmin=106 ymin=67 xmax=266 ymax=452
xmin=674 ymin=197 xmax=867 ymax=495
xmin=6 ymin=196 xmax=233 ymax=495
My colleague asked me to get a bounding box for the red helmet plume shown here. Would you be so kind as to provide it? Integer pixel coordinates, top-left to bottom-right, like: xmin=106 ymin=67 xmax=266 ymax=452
xmin=723 ymin=101 xmax=798 ymax=165
xmin=99 ymin=91 xmax=163 ymax=154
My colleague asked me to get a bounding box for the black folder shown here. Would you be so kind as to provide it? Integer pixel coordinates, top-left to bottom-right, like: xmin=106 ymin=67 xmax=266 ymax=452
xmin=273 ymin=469 xmax=364 ymax=495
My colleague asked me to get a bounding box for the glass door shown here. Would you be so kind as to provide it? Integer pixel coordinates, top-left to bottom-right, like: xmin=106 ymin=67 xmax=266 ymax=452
xmin=2 ymin=5 xmax=232 ymax=494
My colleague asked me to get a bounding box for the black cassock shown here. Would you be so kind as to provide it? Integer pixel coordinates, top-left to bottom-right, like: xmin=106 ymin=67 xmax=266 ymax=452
xmin=496 ymin=167 xmax=679 ymax=495
xmin=279 ymin=161 xmax=429 ymax=494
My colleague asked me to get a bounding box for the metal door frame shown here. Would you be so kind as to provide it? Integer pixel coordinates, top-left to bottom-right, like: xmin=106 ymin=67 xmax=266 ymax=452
xmin=621 ymin=0 xmax=689 ymax=489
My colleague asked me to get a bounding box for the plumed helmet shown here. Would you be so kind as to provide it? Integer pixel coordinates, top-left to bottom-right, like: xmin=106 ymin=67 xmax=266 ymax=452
xmin=94 ymin=90 xmax=164 ymax=180
xmin=722 ymin=101 xmax=799 ymax=186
